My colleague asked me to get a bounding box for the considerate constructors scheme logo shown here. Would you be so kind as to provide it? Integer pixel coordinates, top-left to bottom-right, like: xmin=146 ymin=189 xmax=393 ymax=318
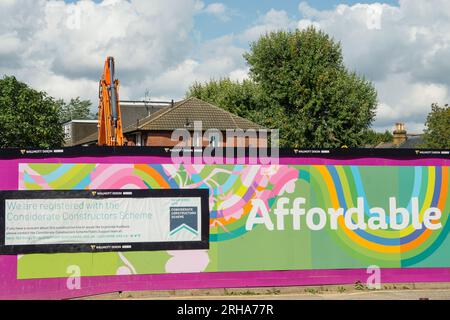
xmin=169 ymin=207 xmax=199 ymax=236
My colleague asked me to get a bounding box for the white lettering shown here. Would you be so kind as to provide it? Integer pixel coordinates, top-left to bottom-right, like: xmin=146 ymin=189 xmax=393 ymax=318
xmin=245 ymin=199 xmax=274 ymax=231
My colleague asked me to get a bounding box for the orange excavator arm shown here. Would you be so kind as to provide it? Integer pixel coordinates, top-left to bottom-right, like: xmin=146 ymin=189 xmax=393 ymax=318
xmin=98 ymin=57 xmax=124 ymax=146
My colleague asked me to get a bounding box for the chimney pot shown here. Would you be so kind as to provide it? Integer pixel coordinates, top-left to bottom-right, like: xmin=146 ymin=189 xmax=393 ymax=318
xmin=393 ymin=122 xmax=407 ymax=146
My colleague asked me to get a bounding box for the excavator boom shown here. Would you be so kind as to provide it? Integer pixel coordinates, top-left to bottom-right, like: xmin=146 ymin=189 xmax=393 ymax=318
xmin=98 ymin=57 xmax=124 ymax=146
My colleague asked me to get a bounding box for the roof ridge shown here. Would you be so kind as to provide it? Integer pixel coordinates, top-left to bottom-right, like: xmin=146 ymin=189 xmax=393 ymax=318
xmin=134 ymin=97 xmax=194 ymax=129
xmin=191 ymin=97 xmax=252 ymax=129
xmin=122 ymin=97 xmax=265 ymax=134
xmin=230 ymin=112 xmax=263 ymax=128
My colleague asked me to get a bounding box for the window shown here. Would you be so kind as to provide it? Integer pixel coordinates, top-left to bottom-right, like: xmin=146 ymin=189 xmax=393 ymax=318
xmin=64 ymin=124 xmax=72 ymax=140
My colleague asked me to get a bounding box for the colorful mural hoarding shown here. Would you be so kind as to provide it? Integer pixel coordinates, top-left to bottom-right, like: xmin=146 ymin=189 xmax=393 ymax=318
xmin=0 ymin=189 xmax=209 ymax=254
xmin=0 ymin=148 xmax=448 ymax=299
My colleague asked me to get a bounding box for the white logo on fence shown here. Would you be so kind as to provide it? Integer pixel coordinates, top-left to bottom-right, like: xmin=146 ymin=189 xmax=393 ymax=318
xmin=366 ymin=265 xmax=381 ymax=289
xmin=66 ymin=265 xmax=81 ymax=290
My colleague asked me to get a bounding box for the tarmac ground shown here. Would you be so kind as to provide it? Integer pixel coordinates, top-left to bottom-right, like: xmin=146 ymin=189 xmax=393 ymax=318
xmin=77 ymin=282 xmax=450 ymax=300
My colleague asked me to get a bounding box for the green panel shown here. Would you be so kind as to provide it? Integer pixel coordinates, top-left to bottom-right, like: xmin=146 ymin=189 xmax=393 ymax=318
xmin=16 ymin=163 xmax=450 ymax=279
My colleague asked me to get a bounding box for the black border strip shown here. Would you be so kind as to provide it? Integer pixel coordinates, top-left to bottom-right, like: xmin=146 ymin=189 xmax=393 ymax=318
xmin=0 ymin=146 xmax=448 ymax=160
xmin=0 ymin=189 xmax=210 ymax=254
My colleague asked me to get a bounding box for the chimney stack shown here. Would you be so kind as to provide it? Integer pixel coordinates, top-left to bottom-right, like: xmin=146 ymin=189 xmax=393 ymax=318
xmin=393 ymin=122 xmax=407 ymax=146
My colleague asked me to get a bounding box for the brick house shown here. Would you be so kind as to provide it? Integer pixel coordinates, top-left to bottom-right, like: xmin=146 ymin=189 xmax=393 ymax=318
xmin=64 ymin=100 xmax=171 ymax=146
xmin=74 ymin=97 xmax=267 ymax=147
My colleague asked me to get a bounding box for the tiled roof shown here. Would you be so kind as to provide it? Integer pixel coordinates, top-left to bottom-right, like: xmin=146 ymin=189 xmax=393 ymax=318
xmin=398 ymin=135 xmax=424 ymax=148
xmin=75 ymin=131 xmax=98 ymax=146
xmin=375 ymin=135 xmax=424 ymax=148
xmin=74 ymin=97 xmax=264 ymax=145
xmin=123 ymin=97 xmax=264 ymax=133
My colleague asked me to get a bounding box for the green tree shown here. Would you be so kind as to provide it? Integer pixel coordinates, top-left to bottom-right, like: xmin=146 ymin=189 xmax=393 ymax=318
xmin=363 ymin=129 xmax=393 ymax=147
xmin=187 ymin=28 xmax=377 ymax=148
xmin=422 ymin=103 xmax=450 ymax=148
xmin=0 ymin=76 xmax=64 ymax=148
xmin=188 ymin=78 xmax=268 ymax=120
xmin=187 ymin=78 xmax=291 ymax=145
xmin=59 ymin=97 xmax=94 ymax=123
xmin=244 ymin=27 xmax=378 ymax=148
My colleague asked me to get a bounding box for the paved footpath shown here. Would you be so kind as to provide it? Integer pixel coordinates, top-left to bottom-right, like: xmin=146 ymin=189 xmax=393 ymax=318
xmin=143 ymin=289 xmax=450 ymax=300
xmin=80 ymin=283 xmax=450 ymax=300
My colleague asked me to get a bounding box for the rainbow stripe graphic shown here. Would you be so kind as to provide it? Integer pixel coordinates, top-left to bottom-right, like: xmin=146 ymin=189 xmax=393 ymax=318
xmin=18 ymin=162 xmax=450 ymax=278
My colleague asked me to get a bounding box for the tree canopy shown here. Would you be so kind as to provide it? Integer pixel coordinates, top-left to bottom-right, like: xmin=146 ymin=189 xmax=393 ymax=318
xmin=364 ymin=129 xmax=393 ymax=148
xmin=188 ymin=27 xmax=378 ymax=148
xmin=422 ymin=103 xmax=450 ymax=149
xmin=187 ymin=78 xmax=270 ymax=123
xmin=59 ymin=97 xmax=95 ymax=124
xmin=0 ymin=76 xmax=64 ymax=148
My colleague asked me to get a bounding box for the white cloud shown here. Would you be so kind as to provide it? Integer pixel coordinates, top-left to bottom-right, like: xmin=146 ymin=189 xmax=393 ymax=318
xmin=143 ymin=35 xmax=248 ymax=98
xmin=205 ymin=2 xmax=226 ymax=14
xmin=196 ymin=2 xmax=233 ymax=22
xmin=0 ymin=0 xmax=199 ymax=104
xmin=239 ymin=9 xmax=297 ymax=43
xmin=297 ymin=19 xmax=320 ymax=30
xmin=374 ymin=73 xmax=448 ymax=131
xmin=0 ymin=33 xmax=21 ymax=56
xmin=295 ymin=0 xmax=450 ymax=133
xmin=0 ymin=0 xmax=248 ymax=107
xmin=204 ymin=3 xmax=230 ymax=21
xmin=147 ymin=59 xmax=201 ymax=97
xmin=1 ymin=0 xmax=449 ymax=135
xmin=229 ymin=68 xmax=249 ymax=82
xmin=228 ymin=1 xmax=450 ymax=133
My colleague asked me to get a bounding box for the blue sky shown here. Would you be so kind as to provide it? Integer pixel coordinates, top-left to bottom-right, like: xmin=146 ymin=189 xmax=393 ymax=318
xmin=193 ymin=0 xmax=399 ymax=40
xmin=64 ymin=0 xmax=400 ymax=41
xmin=1 ymin=0 xmax=448 ymax=132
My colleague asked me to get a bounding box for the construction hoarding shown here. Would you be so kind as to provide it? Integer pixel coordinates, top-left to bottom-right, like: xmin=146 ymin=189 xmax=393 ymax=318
xmin=0 ymin=189 xmax=209 ymax=254
xmin=0 ymin=147 xmax=448 ymax=299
